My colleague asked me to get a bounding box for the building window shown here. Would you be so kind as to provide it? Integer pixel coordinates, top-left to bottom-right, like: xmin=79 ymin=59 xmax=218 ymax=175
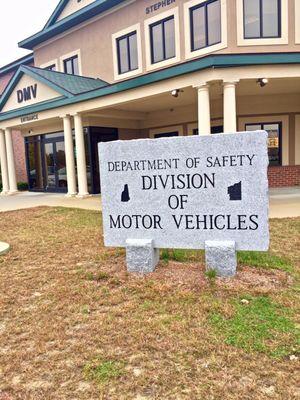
xmin=243 ymin=0 xmax=281 ymax=39
xmin=154 ymin=132 xmax=179 ymax=138
xmin=63 ymin=55 xmax=79 ymax=75
xmin=245 ymin=122 xmax=281 ymax=166
xmin=193 ymin=125 xmax=223 ymax=135
xmin=45 ymin=64 xmax=56 ymax=71
xmin=150 ymin=16 xmax=175 ymax=64
xmin=116 ymin=31 xmax=138 ymax=75
xmin=190 ymin=0 xmax=221 ymax=51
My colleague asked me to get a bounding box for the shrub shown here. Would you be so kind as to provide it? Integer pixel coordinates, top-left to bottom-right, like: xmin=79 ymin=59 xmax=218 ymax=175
xmin=0 ymin=181 xmax=28 ymax=192
xmin=17 ymin=182 xmax=29 ymax=191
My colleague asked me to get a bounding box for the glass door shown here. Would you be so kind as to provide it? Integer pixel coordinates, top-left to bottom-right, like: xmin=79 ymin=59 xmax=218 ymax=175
xmin=43 ymin=138 xmax=67 ymax=192
xmin=44 ymin=142 xmax=56 ymax=191
xmin=55 ymin=141 xmax=68 ymax=189
xmin=26 ymin=136 xmax=44 ymax=191
xmin=89 ymin=127 xmax=119 ymax=194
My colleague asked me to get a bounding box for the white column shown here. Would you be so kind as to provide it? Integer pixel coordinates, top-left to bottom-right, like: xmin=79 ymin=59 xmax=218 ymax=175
xmin=73 ymin=113 xmax=89 ymax=198
xmin=5 ymin=128 xmax=18 ymax=194
xmin=195 ymin=83 xmax=211 ymax=135
xmin=0 ymin=129 xmax=9 ymax=195
xmin=62 ymin=115 xmax=77 ymax=197
xmin=223 ymin=80 xmax=239 ymax=133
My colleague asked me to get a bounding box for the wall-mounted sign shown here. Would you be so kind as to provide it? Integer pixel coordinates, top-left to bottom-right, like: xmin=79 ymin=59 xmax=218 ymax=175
xmin=99 ymin=131 xmax=269 ymax=251
xmin=17 ymin=84 xmax=37 ymax=104
xmin=146 ymin=0 xmax=176 ymax=14
xmin=20 ymin=114 xmax=39 ymax=123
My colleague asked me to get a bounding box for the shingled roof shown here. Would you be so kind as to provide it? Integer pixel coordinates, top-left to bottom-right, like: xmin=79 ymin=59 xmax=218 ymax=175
xmin=23 ymin=66 xmax=109 ymax=95
xmin=0 ymin=64 xmax=109 ymax=110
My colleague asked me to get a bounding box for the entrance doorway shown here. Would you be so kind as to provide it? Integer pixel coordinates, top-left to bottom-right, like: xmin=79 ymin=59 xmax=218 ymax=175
xmin=88 ymin=127 xmax=119 ymax=194
xmin=25 ymin=133 xmax=67 ymax=193
xmin=43 ymin=136 xmax=67 ymax=192
xmin=25 ymin=127 xmax=118 ymax=194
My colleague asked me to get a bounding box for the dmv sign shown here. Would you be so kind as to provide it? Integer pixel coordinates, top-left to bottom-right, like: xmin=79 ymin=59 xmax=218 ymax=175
xmin=99 ymin=131 xmax=269 ymax=251
xmin=17 ymin=84 xmax=37 ymax=104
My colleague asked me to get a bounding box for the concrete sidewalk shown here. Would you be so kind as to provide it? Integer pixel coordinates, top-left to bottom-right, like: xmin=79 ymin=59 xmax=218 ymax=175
xmin=0 ymin=188 xmax=299 ymax=218
xmin=0 ymin=192 xmax=102 ymax=212
xmin=269 ymin=187 xmax=300 ymax=218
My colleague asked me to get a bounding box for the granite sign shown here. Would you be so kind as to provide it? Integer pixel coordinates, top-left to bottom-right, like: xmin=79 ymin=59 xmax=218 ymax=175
xmin=99 ymin=131 xmax=269 ymax=275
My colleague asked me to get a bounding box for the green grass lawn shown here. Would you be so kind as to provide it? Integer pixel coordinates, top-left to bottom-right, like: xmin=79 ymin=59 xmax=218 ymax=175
xmin=0 ymin=207 xmax=299 ymax=399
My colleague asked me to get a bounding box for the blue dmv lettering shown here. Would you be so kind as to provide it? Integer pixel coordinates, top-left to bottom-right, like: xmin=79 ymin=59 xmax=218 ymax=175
xmin=146 ymin=0 xmax=176 ymax=14
xmin=17 ymin=84 xmax=38 ymax=104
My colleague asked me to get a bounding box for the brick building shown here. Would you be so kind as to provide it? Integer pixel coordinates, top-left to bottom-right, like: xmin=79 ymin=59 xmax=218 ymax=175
xmin=0 ymin=0 xmax=299 ymax=196
xmin=0 ymin=54 xmax=34 ymax=183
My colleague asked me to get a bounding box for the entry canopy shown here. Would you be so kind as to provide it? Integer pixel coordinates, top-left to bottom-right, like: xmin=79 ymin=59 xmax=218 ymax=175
xmin=0 ymin=65 xmax=108 ymax=113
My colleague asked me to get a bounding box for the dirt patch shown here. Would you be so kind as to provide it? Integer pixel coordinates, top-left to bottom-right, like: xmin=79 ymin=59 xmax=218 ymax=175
xmin=217 ymin=266 xmax=292 ymax=292
xmin=147 ymin=261 xmax=292 ymax=294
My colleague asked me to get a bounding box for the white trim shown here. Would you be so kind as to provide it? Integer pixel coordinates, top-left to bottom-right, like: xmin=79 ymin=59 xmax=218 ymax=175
xmin=57 ymin=0 xmax=96 ymax=22
xmin=236 ymin=0 xmax=288 ymax=46
xmin=39 ymin=59 xmax=60 ymax=71
xmin=150 ymin=125 xmax=184 ymax=138
xmin=112 ymin=23 xmax=143 ymax=81
xmin=184 ymin=0 xmax=227 ymax=60
xmin=144 ymin=7 xmax=181 ymax=72
xmin=59 ymin=49 xmax=83 ymax=76
xmin=296 ymin=0 xmax=300 ymax=44
xmin=33 ymin=0 xmax=136 ymax=51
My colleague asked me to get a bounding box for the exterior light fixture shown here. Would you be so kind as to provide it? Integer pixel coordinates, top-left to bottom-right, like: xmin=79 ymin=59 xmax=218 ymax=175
xmin=171 ymin=89 xmax=183 ymax=98
xmin=257 ymin=78 xmax=269 ymax=87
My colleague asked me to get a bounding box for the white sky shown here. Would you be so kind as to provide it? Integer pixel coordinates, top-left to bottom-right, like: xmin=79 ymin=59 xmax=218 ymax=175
xmin=0 ymin=0 xmax=60 ymax=68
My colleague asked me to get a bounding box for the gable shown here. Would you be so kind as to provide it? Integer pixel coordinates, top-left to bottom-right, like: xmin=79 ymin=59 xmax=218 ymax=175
xmin=20 ymin=0 xmax=128 ymax=49
xmin=57 ymin=0 xmax=97 ymax=22
xmin=1 ymin=74 xmax=62 ymax=113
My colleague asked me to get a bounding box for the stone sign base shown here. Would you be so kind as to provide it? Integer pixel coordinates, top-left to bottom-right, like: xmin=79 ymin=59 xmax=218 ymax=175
xmin=126 ymin=239 xmax=159 ymax=274
xmin=205 ymin=240 xmax=237 ymax=277
xmin=0 ymin=242 xmax=10 ymax=256
xmin=125 ymin=238 xmax=238 ymax=277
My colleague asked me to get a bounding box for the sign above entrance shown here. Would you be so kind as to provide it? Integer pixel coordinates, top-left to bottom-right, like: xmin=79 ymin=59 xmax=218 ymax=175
xmin=99 ymin=131 xmax=269 ymax=251
xmin=20 ymin=113 xmax=39 ymax=123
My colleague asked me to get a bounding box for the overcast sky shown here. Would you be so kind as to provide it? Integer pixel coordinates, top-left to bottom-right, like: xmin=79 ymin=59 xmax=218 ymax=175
xmin=0 ymin=0 xmax=60 ymax=68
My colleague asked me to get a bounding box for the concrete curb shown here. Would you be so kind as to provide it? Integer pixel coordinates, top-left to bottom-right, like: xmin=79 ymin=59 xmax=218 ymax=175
xmin=0 ymin=242 xmax=10 ymax=255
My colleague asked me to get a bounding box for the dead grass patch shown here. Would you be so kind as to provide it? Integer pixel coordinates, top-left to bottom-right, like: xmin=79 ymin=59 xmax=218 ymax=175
xmin=0 ymin=207 xmax=299 ymax=400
